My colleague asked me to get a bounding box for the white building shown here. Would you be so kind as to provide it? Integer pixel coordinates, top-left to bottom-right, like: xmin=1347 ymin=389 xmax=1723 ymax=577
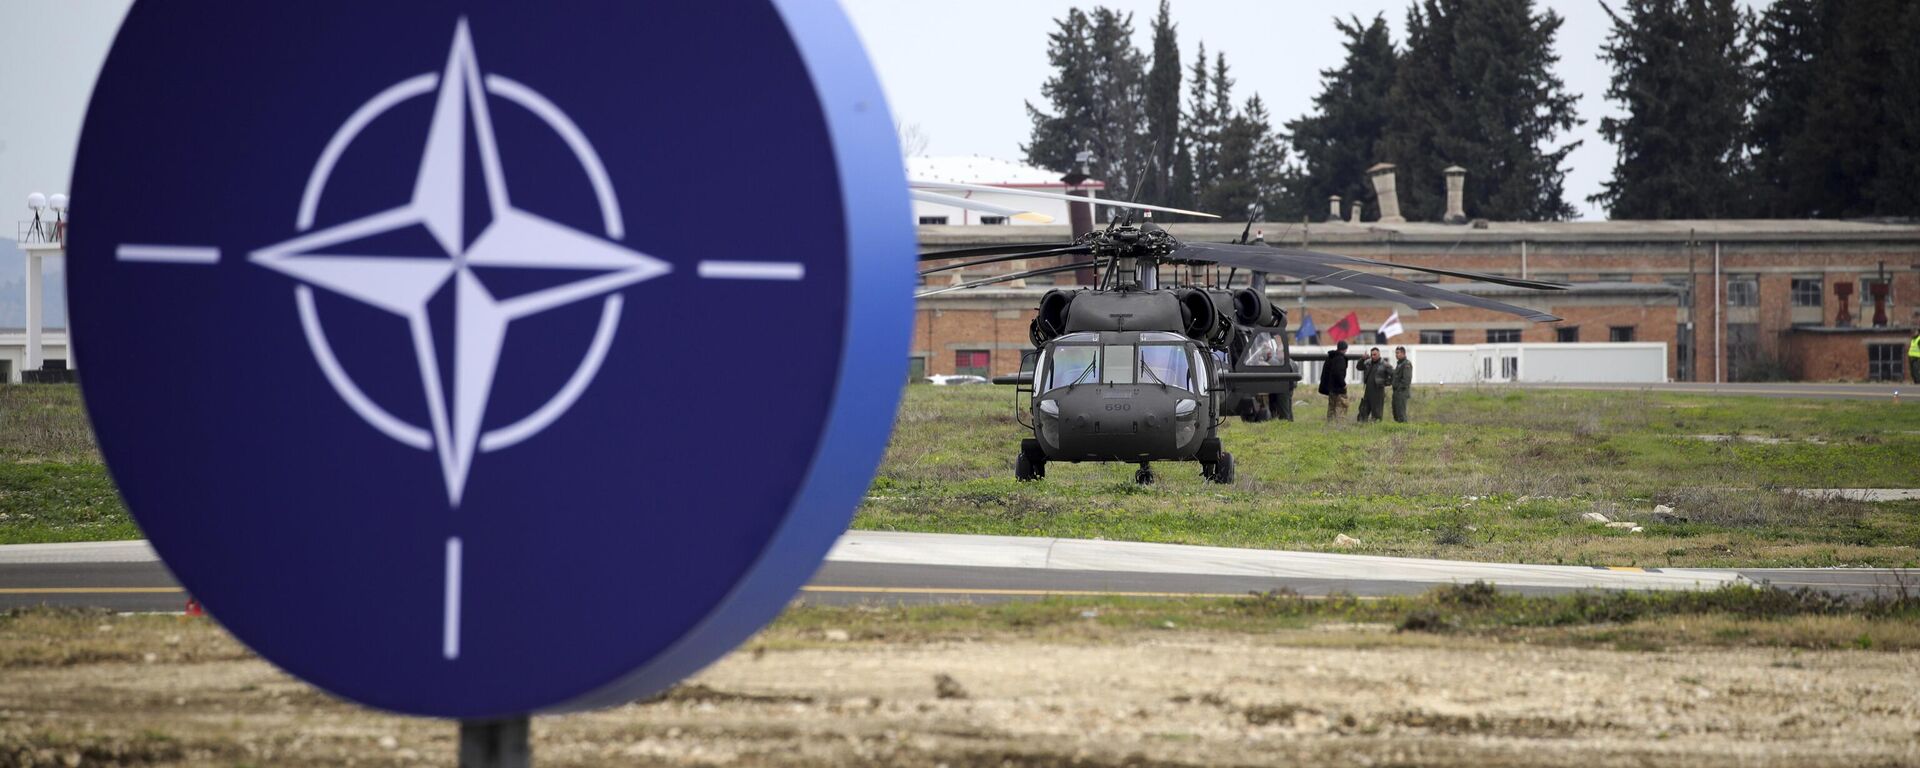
xmin=0 ymin=329 xmax=70 ymax=383
xmin=908 ymin=156 xmax=1102 ymax=226
xmin=8 ymin=198 xmax=74 ymax=384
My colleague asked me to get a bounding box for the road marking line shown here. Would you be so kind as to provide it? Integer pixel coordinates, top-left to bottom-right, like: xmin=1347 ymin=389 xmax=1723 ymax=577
xmin=697 ymin=260 xmax=805 ymax=280
xmin=115 ymin=244 xmax=222 ymax=264
xmin=800 ymin=585 xmax=1383 ymax=600
xmin=0 ymin=587 xmax=182 ymax=594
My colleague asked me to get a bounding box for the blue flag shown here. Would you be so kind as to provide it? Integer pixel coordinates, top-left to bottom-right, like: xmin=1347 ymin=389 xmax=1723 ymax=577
xmin=1295 ymin=311 xmax=1317 ymax=344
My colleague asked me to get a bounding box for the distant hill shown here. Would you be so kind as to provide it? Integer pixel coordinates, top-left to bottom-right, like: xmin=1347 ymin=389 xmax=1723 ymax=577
xmin=0 ymin=239 xmax=69 ymax=329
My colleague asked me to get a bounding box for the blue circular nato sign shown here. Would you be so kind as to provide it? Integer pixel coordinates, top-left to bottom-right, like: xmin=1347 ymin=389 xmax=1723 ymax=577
xmin=68 ymin=1 xmax=912 ymax=717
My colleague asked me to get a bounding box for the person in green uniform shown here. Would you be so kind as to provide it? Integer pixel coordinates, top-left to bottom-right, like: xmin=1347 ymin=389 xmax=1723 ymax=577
xmin=1909 ymin=330 xmax=1919 ymax=384
xmin=1391 ymin=346 xmax=1413 ymax=423
xmin=1355 ymin=347 xmax=1389 ymax=422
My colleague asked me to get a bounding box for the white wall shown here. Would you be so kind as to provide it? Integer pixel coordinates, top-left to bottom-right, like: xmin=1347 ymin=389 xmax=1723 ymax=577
xmin=1293 ymin=342 xmax=1668 ymax=385
xmin=0 ymin=332 xmax=71 ymax=383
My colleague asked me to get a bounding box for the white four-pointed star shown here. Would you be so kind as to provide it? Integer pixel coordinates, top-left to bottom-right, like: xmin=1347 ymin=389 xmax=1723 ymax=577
xmin=251 ymin=20 xmax=670 ymax=507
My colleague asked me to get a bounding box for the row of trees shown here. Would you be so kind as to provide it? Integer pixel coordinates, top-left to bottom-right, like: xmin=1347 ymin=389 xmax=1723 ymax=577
xmin=1022 ymin=5 xmax=1289 ymax=220
xmin=1025 ymin=0 xmax=1920 ymax=223
xmin=1599 ymin=0 xmax=1920 ymax=219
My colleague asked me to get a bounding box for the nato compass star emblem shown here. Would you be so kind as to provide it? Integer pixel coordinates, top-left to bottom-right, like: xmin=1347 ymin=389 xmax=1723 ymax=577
xmin=114 ymin=20 xmax=806 ymax=511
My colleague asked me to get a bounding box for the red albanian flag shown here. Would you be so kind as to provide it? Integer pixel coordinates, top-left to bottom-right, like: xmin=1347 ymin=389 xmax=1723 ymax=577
xmin=1324 ymin=311 xmax=1363 ymax=344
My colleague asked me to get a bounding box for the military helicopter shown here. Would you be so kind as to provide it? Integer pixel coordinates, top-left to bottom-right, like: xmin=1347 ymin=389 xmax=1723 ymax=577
xmin=910 ymin=182 xmax=1565 ymax=484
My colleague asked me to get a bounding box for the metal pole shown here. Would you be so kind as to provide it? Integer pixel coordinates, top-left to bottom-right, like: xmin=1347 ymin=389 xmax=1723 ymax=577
xmin=460 ymin=717 xmax=531 ymax=768
xmin=1520 ymin=240 xmax=1528 ymax=280
xmin=24 ymin=252 xmax=42 ymax=372
xmin=1713 ymin=241 xmax=1722 ymax=384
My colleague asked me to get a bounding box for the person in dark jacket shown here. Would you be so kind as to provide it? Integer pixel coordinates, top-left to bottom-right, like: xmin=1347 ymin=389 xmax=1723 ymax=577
xmin=1355 ymin=347 xmax=1390 ymax=422
xmin=1318 ymin=340 xmax=1350 ymax=420
xmin=1391 ymin=346 xmax=1413 ymax=422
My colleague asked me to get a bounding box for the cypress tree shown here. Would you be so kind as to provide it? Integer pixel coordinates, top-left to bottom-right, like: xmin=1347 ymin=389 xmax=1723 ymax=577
xmin=1139 ymin=1 xmax=1183 ymax=206
xmin=1022 ymin=8 xmax=1148 ymax=200
xmin=1380 ymin=0 xmax=1583 ymax=222
xmin=1286 ymin=14 xmax=1398 ymax=221
xmin=1592 ymin=0 xmax=1752 ymax=219
xmin=1747 ymin=0 xmax=1828 ymax=217
xmin=1183 ymin=43 xmax=1218 ymax=195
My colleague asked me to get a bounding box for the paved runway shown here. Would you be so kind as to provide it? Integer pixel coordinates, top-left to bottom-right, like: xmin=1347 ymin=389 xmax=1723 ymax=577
xmin=3 ymin=532 xmax=1910 ymax=613
xmin=1507 ymin=380 xmax=1914 ymax=402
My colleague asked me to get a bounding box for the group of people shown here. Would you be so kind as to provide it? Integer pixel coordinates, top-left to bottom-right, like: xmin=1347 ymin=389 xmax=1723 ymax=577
xmin=1317 ymin=341 xmax=1413 ymax=423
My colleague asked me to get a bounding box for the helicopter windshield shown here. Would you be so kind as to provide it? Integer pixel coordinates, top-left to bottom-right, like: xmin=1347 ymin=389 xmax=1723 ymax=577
xmin=1045 ymin=346 xmax=1100 ymax=391
xmin=1138 ymin=345 xmax=1195 ymax=391
xmin=1101 ymin=345 xmax=1135 ymax=384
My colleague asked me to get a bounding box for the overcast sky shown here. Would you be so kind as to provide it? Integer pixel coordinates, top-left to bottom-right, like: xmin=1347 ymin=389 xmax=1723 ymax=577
xmin=0 ymin=0 xmax=1767 ymax=227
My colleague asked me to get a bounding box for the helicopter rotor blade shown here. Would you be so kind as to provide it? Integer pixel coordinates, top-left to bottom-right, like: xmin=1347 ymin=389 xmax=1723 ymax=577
xmin=919 ymin=244 xmax=1094 ymax=276
xmin=915 ymin=259 xmax=1099 ymax=298
xmin=919 ymin=241 xmax=1083 ymax=262
xmin=910 ymin=190 xmax=1055 ymax=223
xmin=910 ymin=179 xmax=1221 ymax=219
xmin=1175 ymin=242 xmax=1560 ymax=322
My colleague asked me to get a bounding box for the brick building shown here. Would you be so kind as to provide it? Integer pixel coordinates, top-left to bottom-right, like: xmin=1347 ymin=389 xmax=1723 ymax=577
xmin=913 ymin=218 xmax=1920 ymax=383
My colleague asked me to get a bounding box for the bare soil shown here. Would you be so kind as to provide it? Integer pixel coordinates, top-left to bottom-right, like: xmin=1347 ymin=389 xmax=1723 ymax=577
xmin=3 ymin=612 xmax=1918 ymax=767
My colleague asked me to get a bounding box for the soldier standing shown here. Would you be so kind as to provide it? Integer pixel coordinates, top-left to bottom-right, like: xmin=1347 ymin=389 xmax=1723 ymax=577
xmin=1355 ymin=347 xmax=1389 ymax=422
xmin=1391 ymin=346 xmax=1413 ymax=423
xmin=1319 ymin=341 xmax=1351 ymax=420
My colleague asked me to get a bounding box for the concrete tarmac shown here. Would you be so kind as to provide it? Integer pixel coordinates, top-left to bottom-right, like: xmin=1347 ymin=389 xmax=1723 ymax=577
xmin=3 ymin=533 xmax=1911 ymax=613
xmin=1506 ymin=380 xmax=1913 ymax=402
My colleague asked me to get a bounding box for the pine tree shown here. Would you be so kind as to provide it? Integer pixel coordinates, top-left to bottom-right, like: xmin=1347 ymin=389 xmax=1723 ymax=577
xmin=1747 ymin=0 xmax=1828 ymax=217
xmin=1204 ymin=95 xmax=1298 ymax=220
xmin=1380 ymin=0 xmax=1583 ymax=221
xmin=1286 ymin=14 xmax=1398 ymax=222
xmin=1183 ymin=43 xmax=1218 ymax=195
xmin=1138 ymin=1 xmax=1183 ymax=206
xmin=1592 ymin=0 xmax=1752 ymax=219
xmin=1022 ymin=8 xmax=1149 ymax=200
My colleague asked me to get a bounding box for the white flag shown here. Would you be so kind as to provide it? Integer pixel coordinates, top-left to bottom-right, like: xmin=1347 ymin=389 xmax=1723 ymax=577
xmin=1379 ymin=311 xmax=1405 ymax=339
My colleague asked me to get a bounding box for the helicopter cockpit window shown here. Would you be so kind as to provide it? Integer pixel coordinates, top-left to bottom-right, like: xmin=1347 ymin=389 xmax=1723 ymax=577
xmin=1242 ymin=331 xmax=1284 ymax=366
xmin=1137 ymin=345 xmax=1194 ymax=391
xmin=1101 ymin=345 xmax=1136 ymax=385
xmin=1046 ymin=346 xmax=1100 ymax=391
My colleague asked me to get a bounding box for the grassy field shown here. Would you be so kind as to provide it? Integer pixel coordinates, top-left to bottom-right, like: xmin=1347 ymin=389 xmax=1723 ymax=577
xmin=861 ymin=385 xmax=1920 ymax=568
xmin=3 ymin=383 xmax=1918 ymax=567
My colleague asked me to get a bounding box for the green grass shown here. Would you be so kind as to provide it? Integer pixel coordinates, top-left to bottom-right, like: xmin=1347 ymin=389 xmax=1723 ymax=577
xmin=0 ymin=385 xmax=133 ymax=544
xmin=858 ymin=385 xmax=1920 ymax=567
xmin=4 ymin=383 xmax=1919 ymax=566
xmin=767 ymin=582 xmax=1920 ymax=653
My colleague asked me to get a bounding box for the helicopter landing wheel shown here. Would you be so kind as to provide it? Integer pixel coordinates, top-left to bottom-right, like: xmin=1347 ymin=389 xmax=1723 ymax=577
xmin=1015 ymin=453 xmax=1043 ymax=482
xmin=1134 ymin=465 xmax=1155 ymax=485
xmin=1208 ymin=452 xmax=1235 ymax=485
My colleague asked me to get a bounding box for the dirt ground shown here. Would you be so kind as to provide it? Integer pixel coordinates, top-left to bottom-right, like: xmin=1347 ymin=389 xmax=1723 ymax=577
xmin=4 ymin=612 xmax=1919 ymax=767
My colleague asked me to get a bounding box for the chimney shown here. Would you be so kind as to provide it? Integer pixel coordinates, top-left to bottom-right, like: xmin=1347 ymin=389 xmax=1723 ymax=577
xmin=1368 ymin=163 xmax=1404 ymax=223
xmin=1348 ymin=200 xmax=1362 ymax=224
xmin=1443 ymin=166 xmax=1468 ymax=224
xmin=1328 ymin=195 xmax=1342 ymax=220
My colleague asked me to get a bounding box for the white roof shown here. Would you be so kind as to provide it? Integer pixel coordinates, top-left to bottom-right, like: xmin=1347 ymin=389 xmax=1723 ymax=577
xmin=907 ymin=155 xmax=1104 ymax=189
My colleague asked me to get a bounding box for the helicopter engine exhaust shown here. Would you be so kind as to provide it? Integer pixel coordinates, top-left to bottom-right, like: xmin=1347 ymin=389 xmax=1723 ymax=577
xmin=1176 ymin=288 xmax=1225 ymax=344
xmin=1030 ymin=289 xmax=1076 ymax=346
xmin=1233 ymin=287 xmax=1288 ymax=329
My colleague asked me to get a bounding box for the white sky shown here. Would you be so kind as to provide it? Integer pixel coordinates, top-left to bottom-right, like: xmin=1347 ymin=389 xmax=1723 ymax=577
xmin=0 ymin=0 xmax=1766 ymax=226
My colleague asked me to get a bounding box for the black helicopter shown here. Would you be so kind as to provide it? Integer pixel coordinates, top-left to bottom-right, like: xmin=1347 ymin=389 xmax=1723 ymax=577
xmin=911 ymin=186 xmax=1566 ymax=485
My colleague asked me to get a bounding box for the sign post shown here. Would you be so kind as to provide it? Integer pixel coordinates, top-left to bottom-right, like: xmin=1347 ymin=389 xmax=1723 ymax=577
xmin=67 ymin=1 xmax=912 ymax=758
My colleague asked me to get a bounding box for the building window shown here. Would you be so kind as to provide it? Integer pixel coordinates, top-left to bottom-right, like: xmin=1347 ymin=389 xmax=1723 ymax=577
xmin=979 ymin=216 xmax=1008 ymax=225
xmin=1609 ymin=326 xmax=1636 ymax=342
xmin=1486 ymin=329 xmax=1521 ymax=343
xmin=1419 ymin=329 xmax=1454 ymax=345
xmin=1663 ymin=276 xmax=1693 ymax=306
xmin=1555 ymin=326 xmax=1580 ymax=343
xmin=1726 ymin=276 xmax=1758 ymax=307
xmin=1599 ymin=273 xmax=1631 ymax=282
xmin=1868 ymin=344 xmax=1903 ymax=381
xmin=918 ymin=216 xmax=949 ymax=225
xmin=1791 ymin=278 xmax=1823 ymax=307
xmin=0 ymin=360 xmax=10 ymax=384
xmin=954 ymin=350 xmax=990 ymax=377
